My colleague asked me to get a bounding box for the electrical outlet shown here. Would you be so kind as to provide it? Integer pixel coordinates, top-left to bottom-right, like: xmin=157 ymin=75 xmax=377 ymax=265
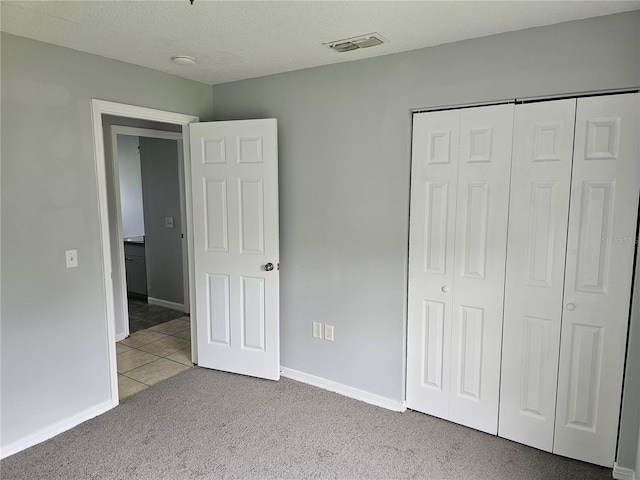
xmin=165 ymin=217 xmax=174 ymax=228
xmin=312 ymin=322 xmax=322 ymax=339
xmin=324 ymin=324 xmax=334 ymax=342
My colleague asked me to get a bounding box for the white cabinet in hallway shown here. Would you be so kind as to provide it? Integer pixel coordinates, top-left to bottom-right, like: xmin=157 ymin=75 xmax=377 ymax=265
xmin=407 ymin=92 xmax=640 ymax=467
xmin=407 ymin=103 xmax=514 ymax=434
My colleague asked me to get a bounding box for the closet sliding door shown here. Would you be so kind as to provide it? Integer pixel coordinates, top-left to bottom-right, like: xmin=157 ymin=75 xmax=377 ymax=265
xmin=407 ymin=110 xmax=459 ymax=421
xmin=499 ymin=93 xmax=639 ymax=466
xmin=498 ymin=98 xmax=576 ymax=451
xmin=448 ymin=106 xmax=513 ymax=433
xmin=407 ymin=104 xmax=514 ymax=434
xmin=408 ymin=93 xmax=638 ymax=467
xmin=554 ymin=93 xmax=640 ymax=466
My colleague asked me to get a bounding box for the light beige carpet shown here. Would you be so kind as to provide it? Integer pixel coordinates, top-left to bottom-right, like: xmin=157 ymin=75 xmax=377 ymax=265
xmin=0 ymin=367 xmax=611 ymax=479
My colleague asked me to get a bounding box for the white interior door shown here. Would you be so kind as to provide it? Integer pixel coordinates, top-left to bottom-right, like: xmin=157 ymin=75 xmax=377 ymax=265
xmin=189 ymin=119 xmax=280 ymax=380
xmin=448 ymin=104 xmax=514 ymax=434
xmin=553 ymin=93 xmax=639 ymax=466
xmin=498 ymin=99 xmax=576 ymax=451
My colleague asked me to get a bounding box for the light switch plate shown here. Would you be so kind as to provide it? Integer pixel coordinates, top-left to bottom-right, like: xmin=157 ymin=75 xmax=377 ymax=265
xmin=65 ymin=249 xmax=78 ymax=268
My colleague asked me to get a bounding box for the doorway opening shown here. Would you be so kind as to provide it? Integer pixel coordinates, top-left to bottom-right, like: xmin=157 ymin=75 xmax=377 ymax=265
xmin=108 ymin=126 xmax=197 ymax=400
xmin=91 ymin=100 xmax=199 ymax=406
xmin=108 ymin=125 xmax=188 ymax=338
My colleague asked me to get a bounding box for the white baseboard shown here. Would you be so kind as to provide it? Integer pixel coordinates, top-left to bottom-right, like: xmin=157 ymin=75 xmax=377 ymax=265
xmin=0 ymin=400 xmax=113 ymax=459
xmin=115 ymin=331 xmax=128 ymax=342
xmin=280 ymin=367 xmax=406 ymax=412
xmin=147 ymin=297 xmax=184 ymax=312
xmin=613 ymin=463 xmax=636 ymax=480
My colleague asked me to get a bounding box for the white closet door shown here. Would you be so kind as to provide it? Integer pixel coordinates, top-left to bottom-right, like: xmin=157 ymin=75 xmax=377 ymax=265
xmin=407 ymin=110 xmax=460 ymax=419
xmin=448 ymin=104 xmax=514 ymax=434
xmin=554 ymin=93 xmax=640 ymax=466
xmin=498 ymin=99 xmax=576 ymax=450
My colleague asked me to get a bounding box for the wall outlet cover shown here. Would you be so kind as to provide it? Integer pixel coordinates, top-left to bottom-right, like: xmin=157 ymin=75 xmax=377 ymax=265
xmin=325 ymin=324 xmax=334 ymax=342
xmin=312 ymin=322 xmax=322 ymax=339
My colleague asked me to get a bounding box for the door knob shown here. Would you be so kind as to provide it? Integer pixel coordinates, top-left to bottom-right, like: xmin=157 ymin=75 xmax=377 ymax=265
xmin=441 ymin=286 xmax=449 ymax=293
xmin=264 ymin=262 xmax=275 ymax=272
xmin=566 ymin=303 xmax=576 ymax=311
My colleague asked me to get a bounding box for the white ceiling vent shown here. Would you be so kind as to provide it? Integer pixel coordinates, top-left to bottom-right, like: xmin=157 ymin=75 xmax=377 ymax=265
xmin=325 ymin=33 xmax=387 ymax=53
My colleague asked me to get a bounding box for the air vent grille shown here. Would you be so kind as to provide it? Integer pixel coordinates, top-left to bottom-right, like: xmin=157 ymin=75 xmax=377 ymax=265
xmin=353 ymin=36 xmax=384 ymax=49
xmin=332 ymin=41 xmax=359 ymax=53
xmin=325 ymin=33 xmax=386 ymax=53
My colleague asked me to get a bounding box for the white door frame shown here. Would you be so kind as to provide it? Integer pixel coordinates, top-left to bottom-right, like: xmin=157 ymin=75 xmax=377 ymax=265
xmin=110 ymin=126 xmax=189 ymax=341
xmin=90 ymin=99 xmax=199 ymax=406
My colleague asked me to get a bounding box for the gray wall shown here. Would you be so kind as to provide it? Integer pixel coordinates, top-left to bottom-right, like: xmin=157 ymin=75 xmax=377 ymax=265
xmin=0 ymin=33 xmax=212 ymax=449
xmin=211 ymin=9 xmax=640 ymax=451
xmin=140 ymin=137 xmax=184 ymax=306
xmin=117 ymin=135 xmax=144 ymax=239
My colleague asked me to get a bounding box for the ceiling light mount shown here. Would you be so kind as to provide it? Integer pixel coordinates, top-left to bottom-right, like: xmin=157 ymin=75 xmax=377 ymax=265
xmin=324 ymin=33 xmax=387 ymax=53
xmin=171 ymin=55 xmax=196 ymax=66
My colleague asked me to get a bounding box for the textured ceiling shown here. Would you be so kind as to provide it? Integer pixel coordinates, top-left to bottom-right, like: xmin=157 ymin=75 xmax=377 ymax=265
xmin=1 ymin=1 xmax=639 ymax=86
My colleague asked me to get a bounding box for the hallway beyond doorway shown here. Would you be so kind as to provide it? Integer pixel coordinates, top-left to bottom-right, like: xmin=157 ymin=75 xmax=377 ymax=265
xmin=127 ymin=297 xmax=185 ymax=333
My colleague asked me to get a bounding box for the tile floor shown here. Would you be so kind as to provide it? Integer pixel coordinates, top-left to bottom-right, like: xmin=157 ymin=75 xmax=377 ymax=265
xmin=117 ymin=316 xmax=194 ymax=401
xmin=127 ymin=297 xmax=186 ymax=333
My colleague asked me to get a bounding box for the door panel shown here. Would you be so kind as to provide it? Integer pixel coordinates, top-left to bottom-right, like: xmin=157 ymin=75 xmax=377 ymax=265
xmin=457 ymin=305 xmax=484 ymax=400
xmin=204 ymin=179 xmax=229 ymax=252
xmin=554 ymin=94 xmax=639 ymax=466
xmin=190 ymin=119 xmax=280 ymax=380
xmin=448 ymin=104 xmax=514 ymax=434
xmin=460 ymin=182 xmax=489 ymax=279
xmin=407 ymin=104 xmax=513 ymax=434
xmin=239 ymin=179 xmax=265 ymax=254
xmin=574 ymin=181 xmax=614 ymax=293
xmin=420 ymin=300 xmax=446 ymax=390
xmin=407 ymin=110 xmax=459 ymax=419
xmin=499 ymin=99 xmax=576 ymax=451
xmin=207 ymin=273 xmax=230 ymax=345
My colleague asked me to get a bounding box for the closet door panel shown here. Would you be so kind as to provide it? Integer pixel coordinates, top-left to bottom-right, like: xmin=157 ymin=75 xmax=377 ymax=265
xmin=499 ymin=99 xmax=575 ymax=451
xmin=554 ymin=93 xmax=640 ymax=467
xmin=407 ymin=110 xmax=460 ymax=418
xmin=449 ymin=104 xmax=514 ymax=434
